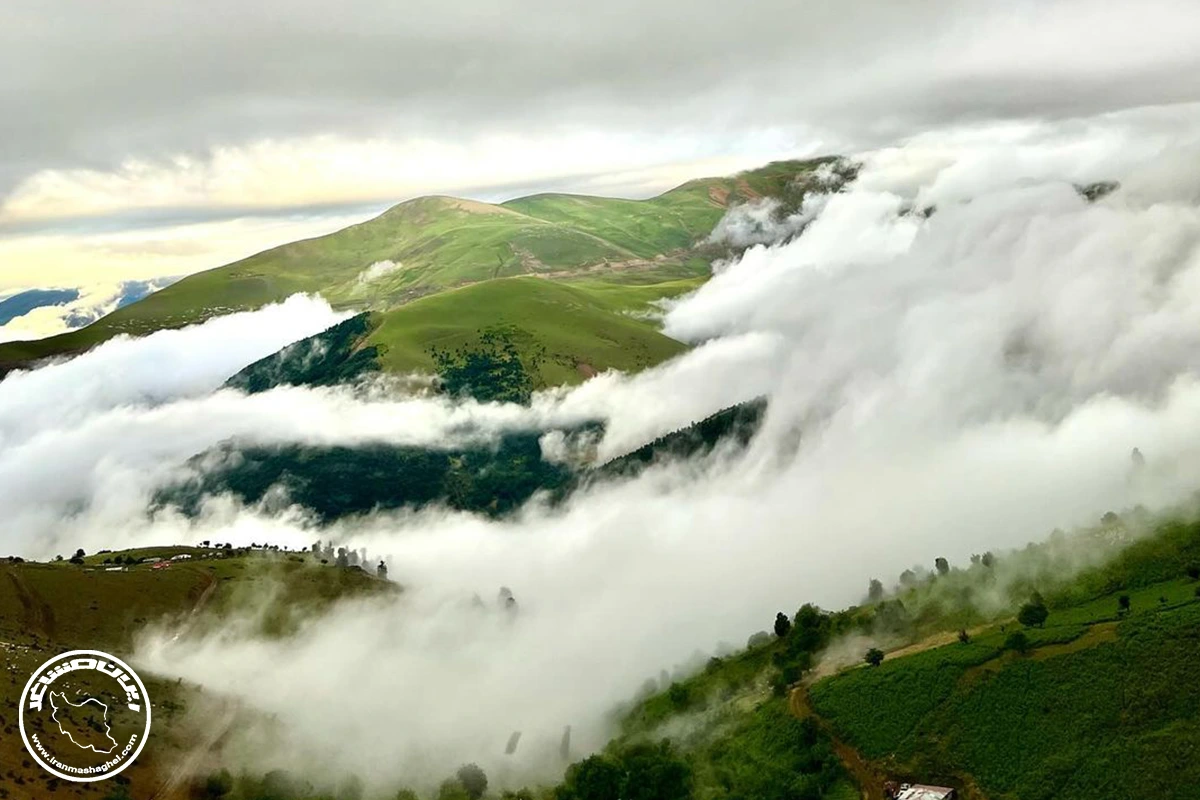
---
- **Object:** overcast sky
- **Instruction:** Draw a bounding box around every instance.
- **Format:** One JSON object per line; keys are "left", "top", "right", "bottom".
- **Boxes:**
{"left": 3, "top": 0, "right": 1200, "bottom": 304}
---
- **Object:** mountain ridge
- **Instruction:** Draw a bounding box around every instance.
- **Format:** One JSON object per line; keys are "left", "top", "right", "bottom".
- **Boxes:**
{"left": 0, "top": 158, "right": 835, "bottom": 378}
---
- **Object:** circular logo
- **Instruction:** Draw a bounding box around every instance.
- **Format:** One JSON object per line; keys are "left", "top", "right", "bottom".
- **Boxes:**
{"left": 19, "top": 650, "right": 151, "bottom": 782}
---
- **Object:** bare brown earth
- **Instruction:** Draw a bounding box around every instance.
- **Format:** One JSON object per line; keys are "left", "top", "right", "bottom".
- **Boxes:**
{"left": 789, "top": 684, "right": 888, "bottom": 800}
{"left": 708, "top": 186, "right": 731, "bottom": 206}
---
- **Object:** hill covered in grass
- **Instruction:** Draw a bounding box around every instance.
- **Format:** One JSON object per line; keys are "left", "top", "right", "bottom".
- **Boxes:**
{"left": 0, "top": 158, "right": 837, "bottom": 377}
{"left": 801, "top": 517, "right": 1200, "bottom": 800}
{"left": 0, "top": 545, "right": 394, "bottom": 800}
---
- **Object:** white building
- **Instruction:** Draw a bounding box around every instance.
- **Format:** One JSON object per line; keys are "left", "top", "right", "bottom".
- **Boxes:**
{"left": 896, "top": 785, "right": 957, "bottom": 800}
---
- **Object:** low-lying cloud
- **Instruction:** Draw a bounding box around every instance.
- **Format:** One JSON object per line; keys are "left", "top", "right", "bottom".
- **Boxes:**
{"left": 7, "top": 108, "right": 1200, "bottom": 791}
{"left": 355, "top": 259, "right": 404, "bottom": 287}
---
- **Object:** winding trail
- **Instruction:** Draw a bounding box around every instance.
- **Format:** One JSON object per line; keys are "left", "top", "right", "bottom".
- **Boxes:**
{"left": 5, "top": 569, "right": 56, "bottom": 639}
{"left": 148, "top": 569, "right": 228, "bottom": 800}
{"left": 794, "top": 623, "right": 1006, "bottom": 800}
{"left": 789, "top": 685, "right": 887, "bottom": 800}
{"left": 149, "top": 703, "right": 238, "bottom": 800}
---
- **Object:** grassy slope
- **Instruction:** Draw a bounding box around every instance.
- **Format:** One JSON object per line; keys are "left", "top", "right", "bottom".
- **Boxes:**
{"left": 603, "top": 639, "right": 853, "bottom": 800}
{"left": 224, "top": 266, "right": 709, "bottom": 392}
{"left": 0, "top": 159, "right": 823, "bottom": 372}
{"left": 580, "top": 515, "right": 1200, "bottom": 800}
{"left": 805, "top": 522, "right": 1200, "bottom": 800}
{"left": 0, "top": 547, "right": 391, "bottom": 800}
{"left": 368, "top": 274, "right": 699, "bottom": 385}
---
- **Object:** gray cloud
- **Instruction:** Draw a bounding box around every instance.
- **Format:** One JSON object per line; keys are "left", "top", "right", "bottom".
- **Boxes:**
{"left": 5, "top": 0, "right": 1200, "bottom": 200}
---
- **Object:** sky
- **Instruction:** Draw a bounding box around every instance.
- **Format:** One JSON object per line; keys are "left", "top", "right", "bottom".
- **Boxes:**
{"left": 4, "top": 0, "right": 1200, "bottom": 333}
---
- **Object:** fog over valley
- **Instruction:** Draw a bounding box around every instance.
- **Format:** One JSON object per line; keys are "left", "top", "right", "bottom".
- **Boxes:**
{"left": 4, "top": 106, "right": 1200, "bottom": 792}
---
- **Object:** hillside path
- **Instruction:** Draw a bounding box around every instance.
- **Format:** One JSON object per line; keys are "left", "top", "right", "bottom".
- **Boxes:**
{"left": 149, "top": 702, "right": 238, "bottom": 800}
{"left": 789, "top": 685, "right": 887, "bottom": 800}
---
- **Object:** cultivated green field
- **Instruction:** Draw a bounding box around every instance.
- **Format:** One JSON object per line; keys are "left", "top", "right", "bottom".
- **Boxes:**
{"left": 0, "top": 159, "right": 831, "bottom": 376}
{"left": 802, "top": 518, "right": 1200, "bottom": 800}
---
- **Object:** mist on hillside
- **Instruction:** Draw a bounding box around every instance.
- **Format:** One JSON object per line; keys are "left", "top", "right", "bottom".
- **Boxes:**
{"left": 5, "top": 104, "right": 1200, "bottom": 791}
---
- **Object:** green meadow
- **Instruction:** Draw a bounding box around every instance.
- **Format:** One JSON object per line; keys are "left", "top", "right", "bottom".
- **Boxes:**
{"left": 0, "top": 158, "right": 830, "bottom": 377}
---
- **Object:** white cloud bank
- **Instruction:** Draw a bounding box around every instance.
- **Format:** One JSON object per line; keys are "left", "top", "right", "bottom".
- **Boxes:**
{"left": 5, "top": 107, "right": 1200, "bottom": 792}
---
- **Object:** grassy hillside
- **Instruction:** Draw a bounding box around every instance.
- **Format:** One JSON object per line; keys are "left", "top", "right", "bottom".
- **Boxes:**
{"left": 0, "top": 159, "right": 831, "bottom": 375}
{"left": 801, "top": 518, "right": 1200, "bottom": 800}
{"left": 367, "top": 275, "right": 698, "bottom": 386}
{"left": 0, "top": 546, "right": 393, "bottom": 800}
{"left": 224, "top": 272, "right": 703, "bottom": 392}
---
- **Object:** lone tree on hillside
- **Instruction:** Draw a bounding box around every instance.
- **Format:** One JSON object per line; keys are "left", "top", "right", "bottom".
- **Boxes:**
{"left": 1018, "top": 595, "right": 1049, "bottom": 628}
{"left": 868, "top": 578, "right": 884, "bottom": 602}
{"left": 865, "top": 648, "right": 885, "bottom": 667}
{"left": 456, "top": 764, "right": 487, "bottom": 800}
{"left": 980, "top": 552, "right": 995, "bottom": 568}
{"left": 1118, "top": 594, "right": 1131, "bottom": 615}
{"left": 1005, "top": 630, "right": 1030, "bottom": 655}
{"left": 561, "top": 755, "right": 624, "bottom": 800}
{"left": 935, "top": 557, "right": 950, "bottom": 576}
{"left": 774, "top": 612, "right": 792, "bottom": 638}
{"left": 618, "top": 741, "right": 692, "bottom": 800}
{"left": 958, "top": 629, "right": 971, "bottom": 644}
{"left": 667, "top": 682, "right": 691, "bottom": 709}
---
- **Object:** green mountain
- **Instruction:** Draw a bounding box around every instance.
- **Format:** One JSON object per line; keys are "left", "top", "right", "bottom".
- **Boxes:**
{"left": 0, "top": 159, "right": 834, "bottom": 378}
